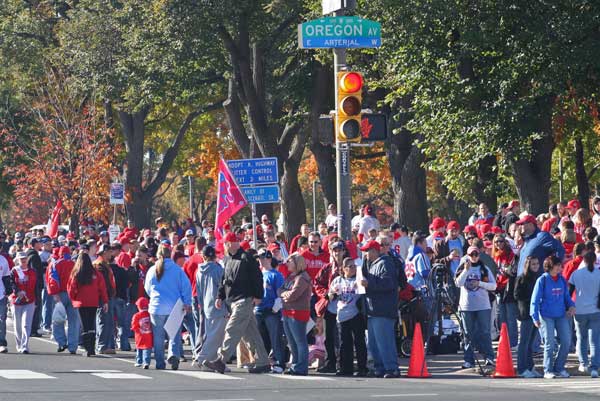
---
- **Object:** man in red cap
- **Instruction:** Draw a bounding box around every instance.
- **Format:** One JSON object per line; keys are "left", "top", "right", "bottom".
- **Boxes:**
{"left": 116, "top": 238, "right": 133, "bottom": 269}
{"left": 434, "top": 220, "right": 464, "bottom": 275}
{"left": 359, "top": 239, "right": 399, "bottom": 378}
{"left": 426, "top": 217, "right": 447, "bottom": 248}
{"left": 566, "top": 199, "right": 581, "bottom": 219}
{"left": 203, "top": 231, "right": 270, "bottom": 374}
{"left": 516, "top": 214, "right": 565, "bottom": 276}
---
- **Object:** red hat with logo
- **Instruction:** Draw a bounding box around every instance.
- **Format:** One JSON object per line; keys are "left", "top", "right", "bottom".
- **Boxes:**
{"left": 508, "top": 200, "right": 520, "bottom": 209}
{"left": 516, "top": 214, "right": 537, "bottom": 225}
{"left": 224, "top": 232, "right": 239, "bottom": 242}
{"left": 567, "top": 199, "right": 581, "bottom": 210}
{"left": 447, "top": 220, "right": 460, "bottom": 231}
{"left": 359, "top": 239, "right": 381, "bottom": 252}
{"left": 431, "top": 217, "right": 446, "bottom": 230}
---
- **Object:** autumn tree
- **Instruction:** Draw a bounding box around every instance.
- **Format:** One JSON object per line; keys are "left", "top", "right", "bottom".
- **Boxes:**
{"left": 1, "top": 70, "right": 119, "bottom": 233}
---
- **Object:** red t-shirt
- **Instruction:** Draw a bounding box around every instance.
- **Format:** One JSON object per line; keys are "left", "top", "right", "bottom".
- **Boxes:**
{"left": 131, "top": 310, "right": 153, "bottom": 349}
{"left": 183, "top": 253, "right": 204, "bottom": 297}
{"left": 282, "top": 309, "right": 310, "bottom": 322}
{"left": 300, "top": 249, "right": 330, "bottom": 282}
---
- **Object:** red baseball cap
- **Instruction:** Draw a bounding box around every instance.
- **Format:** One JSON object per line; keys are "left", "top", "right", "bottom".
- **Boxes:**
{"left": 447, "top": 220, "right": 460, "bottom": 231}
{"left": 491, "top": 226, "right": 505, "bottom": 234}
{"left": 508, "top": 200, "right": 520, "bottom": 209}
{"left": 431, "top": 217, "right": 446, "bottom": 230}
{"left": 567, "top": 199, "right": 581, "bottom": 210}
{"left": 463, "top": 225, "right": 477, "bottom": 234}
{"left": 135, "top": 297, "right": 149, "bottom": 310}
{"left": 224, "top": 232, "right": 238, "bottom": 242}
{"left": 359, "top": 239, "right": 381, "bottom": 252}
{"left": 58, "top": 246, "right": 70, "bottom": 257}
{"left": 267, "top": 242, "right": 281, "bottom": 252}
{"left": 516, "top": 214, "right": 537, "bottom": 225}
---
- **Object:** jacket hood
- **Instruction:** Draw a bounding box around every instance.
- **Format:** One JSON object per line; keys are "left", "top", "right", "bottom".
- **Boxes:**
{"left": 200, "top": 260, "right": 219, "bottom": 273}
{"left": 407, "top": 244, "right": 424, "bottom": 261}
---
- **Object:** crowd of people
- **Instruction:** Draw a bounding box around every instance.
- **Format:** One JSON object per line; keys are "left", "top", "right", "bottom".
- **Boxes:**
{"left": 1, "top": 196, "right": 600, "bottom": 380}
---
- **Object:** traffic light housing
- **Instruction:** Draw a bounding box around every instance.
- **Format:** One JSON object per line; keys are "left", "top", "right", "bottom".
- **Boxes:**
{"left": 336, "top": 71, "right": 363, "bottom": 142}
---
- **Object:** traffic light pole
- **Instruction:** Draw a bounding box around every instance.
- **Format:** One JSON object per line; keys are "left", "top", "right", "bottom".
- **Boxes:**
{"left": 334, "top": 10, "right": 352, "bottom": 241}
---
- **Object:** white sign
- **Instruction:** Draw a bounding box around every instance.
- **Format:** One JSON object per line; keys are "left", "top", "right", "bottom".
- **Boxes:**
{"left": 164, "top": 299, "right": 186, "bottom": 340}
{"left": 322, "top": 0, "right": 344, "bottom": 14}
{"left": 108, "top": 224, "right": 120, "bottom": 243}
{"left": 110, "top": 183, "right": 125, "bottom": 205}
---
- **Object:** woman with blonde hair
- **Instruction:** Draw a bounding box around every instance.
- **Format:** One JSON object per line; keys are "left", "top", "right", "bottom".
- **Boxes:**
{"left": 278, "top": 253, "right": 312, "bottom": 375}
{"left": 144, "top": 244, "right": 192, "bottom": 370}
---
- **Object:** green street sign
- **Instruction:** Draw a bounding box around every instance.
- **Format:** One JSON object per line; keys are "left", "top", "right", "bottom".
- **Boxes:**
{"left": 298, "top": 16, "right": 382, "bottom": 49}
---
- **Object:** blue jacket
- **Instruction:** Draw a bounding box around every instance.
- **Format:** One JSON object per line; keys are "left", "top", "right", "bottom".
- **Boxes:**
{"left": 256, "top": 269, "right": 284, "bottom": 312}
{"left": 363, "top": 254, "right": 398, "bottom": 319}
{"left": 517, "top": 228, "right": 565, "bottom": 276}
{"left": 144, "top": 258, "right": 192, "bottom": 315}
{"left": 196, "top": 261, "right": 227, "bottom": 319}
{"left": 530, "top": 272, "right": 574, "bottom": 322}
{"left": 406, "top": 245, "right": 430, "bottom": 290}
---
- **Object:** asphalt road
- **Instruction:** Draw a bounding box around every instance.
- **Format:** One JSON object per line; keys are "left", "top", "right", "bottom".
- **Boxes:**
{"left": 1, "top": 320, "right": 599, "bottom": 401}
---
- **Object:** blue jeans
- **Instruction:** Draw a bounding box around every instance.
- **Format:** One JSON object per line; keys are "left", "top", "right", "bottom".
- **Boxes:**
{"left": 461, "top": 309, "right": 495, "bottom": 364}
{"left": 0, "top": 297, "right": 7, "bottom": 346}
{"left": 113, "top": 298, "right": 131, "bottom": 351}
{"left": 150, "top": 313, "right": 181, "bottom": 369}
{"left": 540, "top": 315, "right": 571, "bottom": 374}
{"left": 255, "top": 309, "right": 285, "bottom": 367}
{"left": 283, "top": 316, "right": 308, "bottom": 375}
{"left": 136, "top": 348, "right": 152, "bottom": 365}
{"left": 52, "top": 292, "right": 81, "bottom": 353}
{"left": 517, "top": 318, "right": 537, "bottom": 373}
{"left": 498, "top": 301, "right": 518, "bottom": 348}
{"left": 96, "top": 298, "right": 115, "bottom": 351}
{"left": 41, "top": 283, "right": 54, "bottom": 330}
{"left": 367, "top": 316, "right": 398, "bottom": 374}
{"left": 179, "top": 310, "right": 197, "bottom": 358}
{"left": 574, "top": 312, "right": 600, "bottom": 370}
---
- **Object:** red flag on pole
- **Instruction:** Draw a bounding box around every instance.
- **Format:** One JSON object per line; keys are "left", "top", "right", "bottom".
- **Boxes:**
{"left": 215, "top": 159, "right": 247, "bottom": 241}
{"left": 47, "top": 200, "right": 63, "bottom": 238}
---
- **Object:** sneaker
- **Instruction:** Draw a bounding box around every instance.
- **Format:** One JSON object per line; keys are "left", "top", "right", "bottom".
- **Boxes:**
{"left": 556, "top": 370, "right": 570, "bottom": 378}
{"left": 579, "top": 364, "right": 589, "bottom": 374}
{"left": 335, "top": 370, "right": 353, "bottom": 377}
{"left": 143, "top": 364, "right": 149, "bottom": 370}
{"left": 544, "top": 372, "right": 556, "bottom": 379}
{"left": 520, "top": 370, "right": 537, "bottom": 378}
{"left": 168, "top": 356, "right": 180, "bottom": 371}
{"left": 271, "top": 366, "right": 284, "bottom": 374}
{"left": 316, "top": 365, "right": 337, "bottom": 374}
{"left": 57, "top": 345, "right": 67, "bottom": 353}
{"left": 0, "top": 346, "right": 8, "bottom": 353}
{"left": 134, "top": 363, "right": 142, "bottom": 367}
{"left": 21, "top": 349, "right": 29, "bottom": 354}
{"left": 485, "top": 359, "right": 495, "bottom": 367}
{"left": 180, "top": 356, "right": 187, "bottom": 363}
{"left": 383, "top": 371, "right": 400, "bottom": 379}
{"left": 248, "top": 365, "right": 270, "bottom": 374}
{"left": 203, "top": 358, "right": 226, "bottom": 374}
{"left": 461, "top": 362, "right": 473, "bottom": 369}
{"left": 354, "top": 370, "right": 369, "bottom": 377}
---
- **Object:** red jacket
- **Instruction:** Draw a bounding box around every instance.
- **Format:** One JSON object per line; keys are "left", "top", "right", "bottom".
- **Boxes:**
{"left": 563, "top": 256, "right": 583, "bottom": 282}
{"left": 313, "top": 262, "right": 341, "bottom": 317}
{"left": 289, "top": 234, "right": 303, "bottom": 254}
{"left": 46, "top": 258, "right": 74, "bottom": 295}
{"left": 131, "top": 310, "right": 153, "bottom": 349}
{"left": 300, "top": 249, "right": 330, "bottom": 282}
{"left": 10, "top": 267, "right": 37, "bottom": 305}
{"left": 183, "top": 253, "right": 204, "bottom": 297}
{"left": 67, "top": 272, "right": 109, "bottom": 308}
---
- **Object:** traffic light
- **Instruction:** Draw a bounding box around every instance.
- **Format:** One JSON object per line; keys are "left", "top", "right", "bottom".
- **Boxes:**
{"left": 336, "top": 71, "right": 363, "bottom": 142}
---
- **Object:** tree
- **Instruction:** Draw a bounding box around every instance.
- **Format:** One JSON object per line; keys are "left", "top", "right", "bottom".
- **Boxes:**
{"left": 1, "top": 70, "right": 118, "bottom": 232}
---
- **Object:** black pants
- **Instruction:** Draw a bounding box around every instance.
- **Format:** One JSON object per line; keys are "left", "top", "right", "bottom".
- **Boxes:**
{"left": 339, "top": 314, "right": 367, "bottom": 373}
{"left": 79, "top": 307, "right": 97, "bottom": 353}
{"left": 324, "top": 310, "right": 338, "bottom": 368}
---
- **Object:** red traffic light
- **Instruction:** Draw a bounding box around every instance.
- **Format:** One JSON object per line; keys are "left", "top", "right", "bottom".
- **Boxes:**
{"left": 339, "top": 72, "right": 363, "bottom": 93}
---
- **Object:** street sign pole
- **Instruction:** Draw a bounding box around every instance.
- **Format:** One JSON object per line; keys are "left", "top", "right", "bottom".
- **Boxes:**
{"left": 334, "top": 10, "right": 352, "bottom": 241}
{"left": 251, "top": 203, "right": 258, "bottom": 247}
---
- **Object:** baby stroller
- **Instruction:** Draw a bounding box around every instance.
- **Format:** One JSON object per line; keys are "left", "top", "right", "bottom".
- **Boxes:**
{"left": 396, "top": 284, "right": 427, "bottom": 357}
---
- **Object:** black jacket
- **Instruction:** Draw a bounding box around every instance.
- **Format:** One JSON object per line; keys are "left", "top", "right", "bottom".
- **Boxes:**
{"left": 514, "top": 274, "right": 537, "bottom": 321}
{"left": 218, "top": 248, "right": 262, "bottom": 302}
{"left": 26, "top": 248, "right": 43, "bottom": 292}
{"left": 111, "top": 263, "right": 137, "bottom": 301}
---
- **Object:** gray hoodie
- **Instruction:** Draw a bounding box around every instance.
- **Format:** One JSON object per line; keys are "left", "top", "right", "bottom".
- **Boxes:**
{"left": 196, "top": 261, "right": 227, "bottom": 319}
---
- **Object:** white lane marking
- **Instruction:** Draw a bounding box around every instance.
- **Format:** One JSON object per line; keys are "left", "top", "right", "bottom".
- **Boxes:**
{"left": 371, "top": 395, "right": 439, "bottom": 398}
{"left": 0, "top": 370, "right": 56, "bottom": 379}
{"left": 169, "top": 371, "right": 244, "bottom": 380}
{"left": 91, "top": 372, "right": 152, "bottom": 379}
{"left": 266, "top": 374, "right": 334, "bottom": 381}
{"left": 193, "top": 399, "right": 254, "bottom": 401}
{"left": 73, "top": 370, "right": 122, "bottom": 373}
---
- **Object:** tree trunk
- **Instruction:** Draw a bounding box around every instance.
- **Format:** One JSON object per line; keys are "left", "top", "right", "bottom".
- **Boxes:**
{"left": 68, "top": 213, "right": 79, "bottom": 236}
{"left": 474, "top": 155, "right": 498, "bottom": 212}
{"left": 280, "top": 158, "right": 306, "bottom": 239}
{"left": 386, "top": 100, "right": 429, "bottom": 232}
{"left": 574, "top": 137, "right": 590, "bottom": 208}
{"left": 511, "top": 98, "right": 555, "bottom": 215}
{"left": 310, "top": 144, "right": 336, "bottom": 207}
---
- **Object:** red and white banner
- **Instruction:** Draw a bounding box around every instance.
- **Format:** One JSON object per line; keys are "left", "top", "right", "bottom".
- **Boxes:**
{"left": 47, "top": 200, "right": 62, "bottom": 238}
{"left": 215, "top": 159, "right": 247, "bottom": 241}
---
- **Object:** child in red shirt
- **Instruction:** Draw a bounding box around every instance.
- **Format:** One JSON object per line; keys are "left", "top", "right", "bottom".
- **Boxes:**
{"left": 131, "top": 297, "right": 153, "bottom": 368}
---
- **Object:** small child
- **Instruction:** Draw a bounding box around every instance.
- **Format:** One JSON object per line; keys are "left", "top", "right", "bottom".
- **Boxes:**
{"left": 308, "top": 318, "right": 326, "bottom": 369}
{"left": 131, "top": 297, "right": 153, "bottom": 369}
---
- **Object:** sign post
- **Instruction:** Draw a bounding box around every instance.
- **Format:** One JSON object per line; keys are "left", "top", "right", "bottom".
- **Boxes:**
{"left": 110, "top": 182, "right": 124, "bottom": 225}
{"left": 227, "top": 158, "right": 280, "bottom": 246}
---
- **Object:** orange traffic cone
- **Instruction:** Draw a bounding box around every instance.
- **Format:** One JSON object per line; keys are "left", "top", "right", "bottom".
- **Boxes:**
{"left": 492, "top": 322, "right": 516, "bottom": 378}
{"left": 406, "top": 322, "right": 431, "bottom": 378}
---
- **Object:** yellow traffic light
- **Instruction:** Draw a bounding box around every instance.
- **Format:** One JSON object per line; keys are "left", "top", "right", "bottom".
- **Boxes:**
{"left": 336, "top": 71, "right": 363, "bottom": 143}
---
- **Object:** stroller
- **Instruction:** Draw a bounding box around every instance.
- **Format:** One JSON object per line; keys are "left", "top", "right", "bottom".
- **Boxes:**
{"left": 396, "top": 284, "right": 427, "bottom": 357}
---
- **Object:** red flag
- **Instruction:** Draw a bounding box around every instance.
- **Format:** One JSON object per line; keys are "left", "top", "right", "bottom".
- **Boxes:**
{"left": 215, "top": 159, "right": 247, "bottom": 241}
{"left": 47, "top": 200, "right": 62, "bottom": 238}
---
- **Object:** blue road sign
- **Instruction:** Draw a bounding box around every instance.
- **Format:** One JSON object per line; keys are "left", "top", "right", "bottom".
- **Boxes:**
{"left": 241, "top": 185, "right": 281, "bottom": 204}
{"left": 227, "top": 157, "right": 279, "bottom": 186}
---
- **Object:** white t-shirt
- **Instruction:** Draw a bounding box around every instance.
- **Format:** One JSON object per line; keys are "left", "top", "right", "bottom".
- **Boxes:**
{"left": 593, "top": 213, "right": 600, "bottom": 232}
{"left": 351, "top": 214, "right": 362, "bottom": 230}
{"left": 358, "top": 215, "right": 380, "bottom": 238}
{"left": 392, "top": 236, "right": 412, "bottom": 261}
{"left": 325, "top": 214, "right": 338, "bottom": 230}
{"left": 0, "top": 254, "right": 10, "bottom": 299}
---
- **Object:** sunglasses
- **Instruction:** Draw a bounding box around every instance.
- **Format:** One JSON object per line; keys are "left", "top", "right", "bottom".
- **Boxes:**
{"left": 469, "top": 252, "right": 480, "bottom": 257}
{"left": 495, "top": 240, "right": 505, "bottom": 244}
